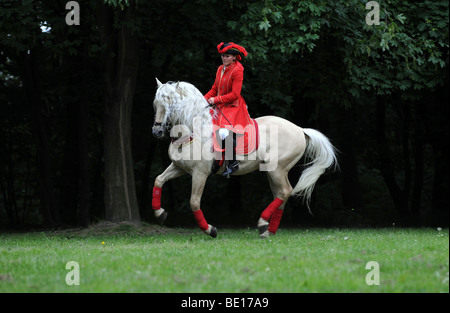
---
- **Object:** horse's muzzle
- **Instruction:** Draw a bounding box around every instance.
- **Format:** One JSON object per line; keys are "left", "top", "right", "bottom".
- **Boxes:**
{"left": 152, "top": 123, "right": 165, "bottom": 138}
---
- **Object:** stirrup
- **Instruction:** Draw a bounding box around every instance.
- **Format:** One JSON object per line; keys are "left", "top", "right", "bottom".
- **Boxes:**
{"left": 222, "top": 160, "right": 239, "bottom": 178}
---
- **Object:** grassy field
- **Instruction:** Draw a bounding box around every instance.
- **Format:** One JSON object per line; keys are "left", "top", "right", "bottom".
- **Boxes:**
{"left": 0, "top": 223, "right": 448, "bottom": 293}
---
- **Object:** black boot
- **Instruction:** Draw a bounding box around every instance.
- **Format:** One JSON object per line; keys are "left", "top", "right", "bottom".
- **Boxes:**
{"left": 222, "top": 133, "right": 239, "bottom": 178}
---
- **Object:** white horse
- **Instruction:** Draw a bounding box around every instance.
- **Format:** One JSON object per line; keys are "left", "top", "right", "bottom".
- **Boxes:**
{"left": 151, "top": 79, "right": 337, "bottom": 238}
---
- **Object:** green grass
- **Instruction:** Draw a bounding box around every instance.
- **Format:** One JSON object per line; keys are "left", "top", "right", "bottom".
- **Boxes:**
{"left": 0, "top": 224, "right": 448, "bottom": 292}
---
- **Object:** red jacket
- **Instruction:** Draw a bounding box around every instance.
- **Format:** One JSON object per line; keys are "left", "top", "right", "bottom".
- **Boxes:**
{"left": 204, "top": 61, "right": 252, "bottom": 134}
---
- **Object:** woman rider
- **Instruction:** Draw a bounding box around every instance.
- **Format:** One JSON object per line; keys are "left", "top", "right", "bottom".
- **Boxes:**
{"left": 204, "top": 42, "right": 252, "bottom": 177}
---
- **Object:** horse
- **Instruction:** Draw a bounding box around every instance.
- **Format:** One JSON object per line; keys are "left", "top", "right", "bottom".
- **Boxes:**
{"left": 151, "top": 78, "right": 337, "bottom": 238}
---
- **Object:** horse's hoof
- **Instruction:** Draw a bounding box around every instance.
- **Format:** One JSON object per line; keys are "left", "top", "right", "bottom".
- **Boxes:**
{"left": 157, "top": 210, "right": 168, "bottom": 225}
{"left": 257, "top": 218, "right": 269, "bottom": 235}
{"left": 258, "top": 224, "right": 268, "bottom": 235}
{"left": 206, "top": 225, "right": 218, "bottom": 238}
{"left": 210, "top": 226, "right": 218, "bottom": 238}
{"left": 259, "top": 230, "right": 270, "bottom": 239}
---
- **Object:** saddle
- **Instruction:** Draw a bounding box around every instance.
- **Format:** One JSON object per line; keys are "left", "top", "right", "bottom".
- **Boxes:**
{"left": 210, "top": 118, "right": 260, "bottom": 174}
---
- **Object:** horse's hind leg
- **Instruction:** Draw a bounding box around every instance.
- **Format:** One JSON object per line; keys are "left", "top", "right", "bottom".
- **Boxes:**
{"left": 259, "top": 170, "right": 293, "bottom": 238}
{"left": 191, "top": 171, "right": 217, "bottom": 238}
{"left": 152, "top": 162, "right": 186, "bottom": 224}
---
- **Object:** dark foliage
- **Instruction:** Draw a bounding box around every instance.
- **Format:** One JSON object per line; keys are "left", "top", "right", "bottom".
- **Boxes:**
{"left": 0, "top": 0, "right": 448, "bottom": 229}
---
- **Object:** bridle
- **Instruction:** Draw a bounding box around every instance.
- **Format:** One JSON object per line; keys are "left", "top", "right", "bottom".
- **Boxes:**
{"left": 152, "top": 119, "right": 172, "bottom": 134}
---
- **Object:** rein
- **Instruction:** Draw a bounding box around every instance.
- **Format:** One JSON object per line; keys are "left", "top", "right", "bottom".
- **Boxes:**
{"left": 207, "top": 103, "right": 235, "bottom": 132}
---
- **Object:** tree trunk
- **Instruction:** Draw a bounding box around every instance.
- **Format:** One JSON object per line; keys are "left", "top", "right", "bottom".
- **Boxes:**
{"left": 0, "top": 131, "right": 19, "bottom": 226}
{"left": 336, "top": 106, "right": 363, "bottom": 210}
{"left": 376, "top": 96, "right": 409, "bottom": 221}
{"left": 426, "top": 86, "right": 449, "bottom": 221}
{"left": 99, "top": 1, "right": 140, "bottom": 223}
{"left": 60, "top": 71, "right": 79, "bottom": 225}
{"left": 78, "top": 55, "right": 91, "bottom": 227}
{"left": 138, "top": 139, "right": 157, "bottom": 218}
{"left": 19, "top": 50, "right": 61, "bottom": 227}
{"left": 411, "top": 100, "right": 424, "bottom": 225}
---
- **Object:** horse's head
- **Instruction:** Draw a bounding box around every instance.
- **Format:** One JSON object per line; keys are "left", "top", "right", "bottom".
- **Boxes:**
{"left": 152, "top": 78, "right": 179, "bottom": 138}
{"left": 152, "top": 78, "right": 211, "bottom": 139}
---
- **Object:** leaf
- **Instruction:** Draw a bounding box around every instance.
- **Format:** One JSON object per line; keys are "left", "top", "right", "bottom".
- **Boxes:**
{"left": 349, "top": 88, "right": 360, "bottom": 98}
{"left": 380, "top": 39, "right": 388, "bottom": 51}
{"left": 396, "top": 13, "right": 406, "bottom": 24}
{"left": 259, "top": 20, "right": 271, "bottom": 32}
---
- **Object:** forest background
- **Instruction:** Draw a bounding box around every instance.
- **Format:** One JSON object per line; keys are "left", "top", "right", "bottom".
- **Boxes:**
{"left": 0, "top": 0, "right": 448, "bottom": 229}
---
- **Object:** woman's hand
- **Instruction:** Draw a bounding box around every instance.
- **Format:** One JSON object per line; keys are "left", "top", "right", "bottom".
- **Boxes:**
{"left": 208, "top": 98, "right": 215, "bottom": 105}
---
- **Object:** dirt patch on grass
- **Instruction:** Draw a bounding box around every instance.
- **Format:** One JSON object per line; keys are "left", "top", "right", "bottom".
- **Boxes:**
{"left": 55, "top": 221, "right": 182, "bottom": 237}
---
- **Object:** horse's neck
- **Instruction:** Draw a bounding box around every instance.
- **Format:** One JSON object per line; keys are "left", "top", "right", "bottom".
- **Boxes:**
{"left": 171, "top": 114, "right": 212, "bottom": 141}
{"left": 169, "top": 123, "right": 211, "bottom": 145}
{"left": 166, "top": 83, "right": 212, "bottom": 140}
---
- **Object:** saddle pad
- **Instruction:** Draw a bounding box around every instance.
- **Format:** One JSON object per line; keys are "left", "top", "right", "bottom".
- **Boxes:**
{"left": 212, "top": 118, "right": 259, "bottom": 155}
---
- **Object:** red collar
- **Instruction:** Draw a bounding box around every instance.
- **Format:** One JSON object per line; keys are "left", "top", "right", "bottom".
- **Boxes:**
{"left": 171, "top": 135, "right": 195, "bottom": 147}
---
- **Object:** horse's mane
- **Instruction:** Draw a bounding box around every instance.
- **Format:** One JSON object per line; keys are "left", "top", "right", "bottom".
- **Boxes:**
{"left": 155, "top": 81, "right": 214, "bottom": 139}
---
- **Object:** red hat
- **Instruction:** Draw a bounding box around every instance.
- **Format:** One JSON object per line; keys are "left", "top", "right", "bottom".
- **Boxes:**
{"left": 217, "top": 42, "right": 248, "bottom": 61}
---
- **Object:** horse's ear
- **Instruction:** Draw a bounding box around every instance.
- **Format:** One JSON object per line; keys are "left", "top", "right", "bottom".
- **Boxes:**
{"left": 156, "top": 78, "right": 163, "bottom": 88}
{"left": 175, "top": 81, "right": 180, "bottom": 89}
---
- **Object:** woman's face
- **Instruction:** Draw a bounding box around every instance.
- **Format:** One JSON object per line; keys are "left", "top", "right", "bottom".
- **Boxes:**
{"left": 221, "top": 53, "right": 236, "bottom": 66}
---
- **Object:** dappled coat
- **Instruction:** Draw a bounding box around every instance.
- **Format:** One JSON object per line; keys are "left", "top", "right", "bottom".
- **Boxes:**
{"left": 204, "top": 61, "right": 252, "bottom": 134}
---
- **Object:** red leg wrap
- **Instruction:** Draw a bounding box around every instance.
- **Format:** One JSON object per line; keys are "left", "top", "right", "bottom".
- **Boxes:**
{"left": 193, "top": 209, "right": 209, "bottom": 231}
{"left": 268, "top": 208, "right": 284, "bottom": 234}
{"left": 260, "top": 198, "right": 284, "bottom": 221}
{"left": 152, "top": 186, "right": 162, "bottom": 210}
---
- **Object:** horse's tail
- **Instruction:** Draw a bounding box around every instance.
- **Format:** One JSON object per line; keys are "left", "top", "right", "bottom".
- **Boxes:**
{"left": 291, "top": 128, "right": 338, "bottom": 211}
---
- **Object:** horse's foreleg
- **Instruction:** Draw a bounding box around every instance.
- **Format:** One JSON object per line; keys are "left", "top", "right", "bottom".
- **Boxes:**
{"left": 152, "top": 162, "right": 186, "bottom": 224}
{"left": 191, "top": 171, "right": 217, "bottom": 238}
